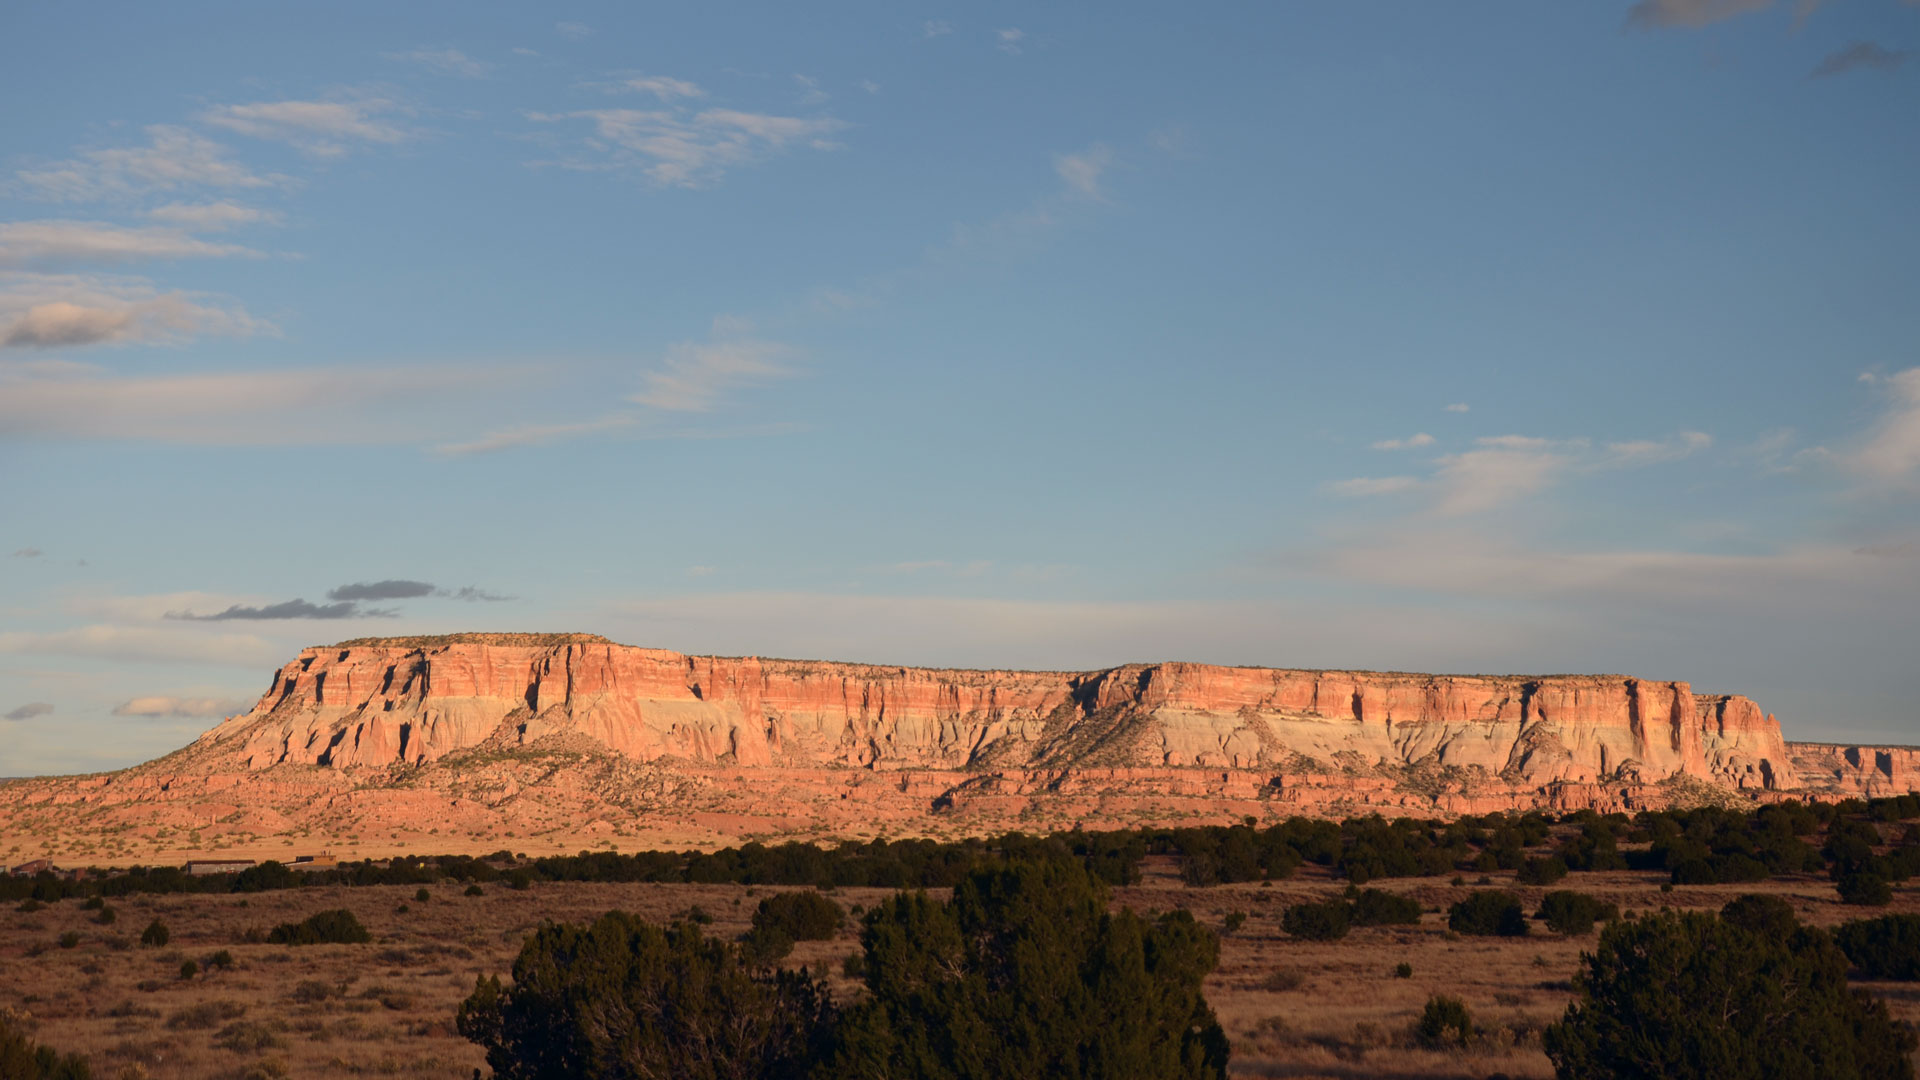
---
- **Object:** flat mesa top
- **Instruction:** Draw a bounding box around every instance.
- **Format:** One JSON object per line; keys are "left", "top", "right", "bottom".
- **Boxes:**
{"left": 326, "top": 633, "right": 614, "bottom": 649}
{"left": 308, "top": 634, "right": 1664, "bottom": 685}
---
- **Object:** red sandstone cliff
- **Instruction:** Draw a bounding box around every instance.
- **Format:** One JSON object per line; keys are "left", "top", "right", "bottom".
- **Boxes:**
{"left": 199, "top": 634, "right": 1795, "bottom": 792}
{"left": 0, "top": 634, "right": 1907, "bottom": 862}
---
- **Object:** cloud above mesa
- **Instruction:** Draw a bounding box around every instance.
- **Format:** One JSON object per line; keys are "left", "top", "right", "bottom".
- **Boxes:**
{"left": 526, "top": 72, "right": 843, "bottom": 187}
{"left": 112, "top": 695, "right": 251, "bottom": 719}
{"left": 0, "top": 273, "right": 271, "bottom": 349}
{"left": 1333, "top": 430, "right": 1714, "bottom": 514}
{"left": 164, "top": 579, "right": 513, "bottom": 620}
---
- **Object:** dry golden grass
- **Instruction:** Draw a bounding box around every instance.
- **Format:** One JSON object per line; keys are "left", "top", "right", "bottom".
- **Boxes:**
{"left": 1, "top": 862, "right": 1913, "bottom": 1078}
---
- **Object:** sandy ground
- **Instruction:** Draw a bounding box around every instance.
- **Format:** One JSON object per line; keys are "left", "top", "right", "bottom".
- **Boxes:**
{"left": 1, "top": 858, "right": 1913, "bottom": 1080}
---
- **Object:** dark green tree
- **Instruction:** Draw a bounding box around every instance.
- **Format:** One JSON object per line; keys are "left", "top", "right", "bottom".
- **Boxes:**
{"left": 267, "top": 908, "right": 370, "bottom": 945}
{"left": 1448, "top": 891, "right": 1527, "bottom": 937}
{"left": 1348, "top": 888, "right": 1421, "bottom": 927}
{"left": 1280, "top": 899, "right": 1352, "bottom": 940}
{"left": 1835, "top": 914, "right": 1920, "bottom": 981}
{"left": 1543, "top": 909, "right": 1914, "bottom": 1079}
{"left": 1536, "top": 891, "right": 1618, "bottom": 936}
{"left": 751, "top": 891, "right": 842, "bottom": 941}
{"left": 825, "top": 859, "right": 1229, "bottom": 1080}
{"left": 457, "top": 913, "right": 832, "bottom": 1080}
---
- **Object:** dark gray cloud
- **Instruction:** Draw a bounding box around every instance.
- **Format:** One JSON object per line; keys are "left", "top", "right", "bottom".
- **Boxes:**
{"left": 327, "top": 579, "right": 436, "bottom": 602}
{"left": 10, "top": 547, "right": 41, "bottom": 558}
{"left": 1812, "top": 42, "right": 1909, "bottom": 78}
{"left": 165, "top": 578, "right": 511, "bottom": 619}
{"left": 168, "top": 598, "right": 388, "bottom": 620}
{"left": 5, "top": 702, "right": 54, "bottom": 721}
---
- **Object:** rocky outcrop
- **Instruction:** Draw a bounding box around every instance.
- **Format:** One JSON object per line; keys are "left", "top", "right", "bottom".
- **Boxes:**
{"left": 198, "top": 635, "right": 1800, "bottom": 793}
{"left": 1790, "top": 743, "right": 1920, "bottom": 799}
{"left": 0, "top": 634, "right": 1907, "bottom": 863}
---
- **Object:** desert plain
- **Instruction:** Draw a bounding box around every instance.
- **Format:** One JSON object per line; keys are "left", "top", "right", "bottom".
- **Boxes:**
{"left": 3, "top": 853, "right": 1914, "bottom": 1080}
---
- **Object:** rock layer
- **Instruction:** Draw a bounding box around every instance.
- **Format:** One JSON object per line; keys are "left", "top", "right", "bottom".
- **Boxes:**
{"left": 205, "top": 635, "right": 1796, "bottom": 792}
{"left": 1, "top": 634, "right": 1911, "bottom": 863}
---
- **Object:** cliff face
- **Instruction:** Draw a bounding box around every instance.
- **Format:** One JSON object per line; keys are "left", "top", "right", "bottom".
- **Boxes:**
{"left": 198, "top": 635, "right": 1796, "bottom": 795}
{"left": 5, "top": 635, "right": 1910, "bottom": 865}
{"left": 1790, "top": 743, "right": 1920, "bottom": 799}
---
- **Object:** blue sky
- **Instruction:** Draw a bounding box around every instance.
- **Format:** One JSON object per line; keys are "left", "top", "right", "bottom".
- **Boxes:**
{"left": 2, "top": 1, "right": 1917, "bottom": 774}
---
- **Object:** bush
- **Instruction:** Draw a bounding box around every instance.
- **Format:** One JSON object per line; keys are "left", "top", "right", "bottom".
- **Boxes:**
{"left": 1537, "top": 891, "right": 1618, "bottom": 936}
{"left": 827, "top": 860, "right": 1229, "bottom": 1079}
{"left": 267, "top": 909, "right": 370, "bottom": 946}
{"left": 1416, "top": 995, "right": 1475, "bottom": 1048}
{"left": 457, "top": 914, "right": 833, "bottom": 1080}
{"left": 1394, "top": 962, "right": 1413, "bottom": 979}
{"left": 1719, "top": 894, "right": 1799, "bottom": 938}
{"left": 138, "top": 919, "right": 169, "bottom": 947}
{"left": 57, "top": 932, "right": 79, "bottom": 950}
{"left": 1221, "top": 911, "right": 1247, "bottom": 934}
{"left": 1835, "top": 915, "right": 1920, "bottom": 981}
{"left": 91, "top": 906, "right": 115, "bottom": 927}
{"left": 1281, "top": 899, "right": 1351, "bottom": 940}
{"left": 1838, "top": 870, "right": 1894, "bottom": 907}
{"left": 179, "top": 960, "right": 198, "bottom": 980}
{"left": 1516, "top": 856, "right": 1569, "bottom": 886}
{"left": 208, "top": 949, "right": 234, "bottom": 969}
{"left": 1449, "top": 891, "right": 1528, "bottom": 937}
{"left": 0, "top": 1012, "right": 91, "bottom": 1080}
{"left": 232, "top": 861, "right": 297, "bottom": 893}
{"left": 463, "top": 884, "right": 484, "bottom": 897}
{"left": 414, "top": 888, "right": 430, "bottom": 903}
{"left": 1350, "top": 888, "right": 1421, "bottom": 926}
{"left": 1544, "top": 910, "right": 1915, "bottom": 1079}
{"left": 750, "top": 890, "right": 842, "bottom": 942}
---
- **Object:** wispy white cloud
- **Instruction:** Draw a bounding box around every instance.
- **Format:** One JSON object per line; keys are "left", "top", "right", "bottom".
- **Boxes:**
{"left": 202, "top": 98, "right": 407, "bottom": 157}
{"left": 1627, "top": 0, "right": 1773, "bottom": 29}
{"left": 388, "top": 46, "right": 491, "bottom": 78}
{"left": 616, "top": 74, "right": 706, "bottom": 101}
{"left": 923, "top": 20, "right": 953, "bottom": 38}
{"left": 632, "top": 336, "right": 791, "bottom": 412}
{"left": 531, "top": 106, "right": 844, "bottom": 187}
{"left": 1812, "top": 41, "right": 1910, "bottom": 78}
{"left": 112, "top": 695, "right": 251, "bottom": 719}
{"left": 881, "top": 559, "right": 994, "bottom": 576}
{"left": 1054, "top": 144, "right": 1113, "bottom": 200}
{"left": 1444, "top": 402, "right": 1470, "bottom": 413}
{"left": 433, "top": 414, "right": 636, "bottom": 456}
{"left": 1331, "top": 476, "right": 1421, "bottom": 498}
{"left": 0, "top": 221, "right": 259, "bottom": 265}
{"left": 0, "top": 363, "right": 515, "bottom": 444}
{"left": 793, "top": 74, "right": 829, "bottom": 105}
{"left": 0, "top": 272, "right": 270, "bottom": 349}
{"left": 1433, "top": 436, "right": 1572, "bottom": 515}
{"left": 556, "top": 21, "right": 594, "bottom": 39}
{"left": 996, "top": 28, "right": 1026, "bottom": 55}
{"left": 145, "top": 202, "right": 280, "bottom": 231}
{"left": 1849, "top": 367, "right": 1920, "bottom": 483}
{"left": 1601, "top": 430, "right": 1711, "bottom": 467}
{"left": 1371, "top": 432, "right": 1435, "bottom": 451}
{"left": 15, "top": 126, "right": 281, "bottom": 202}
{"left": 0, "top": 625, "right": 281, "bottom": 666}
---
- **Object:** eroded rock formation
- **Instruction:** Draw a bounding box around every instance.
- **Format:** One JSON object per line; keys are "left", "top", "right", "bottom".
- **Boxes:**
{"left": 0, "top": 634, "right": 1909, "bottom": 862}
{"left": 202, "top": 635, "right": 1795, "bottom": 794}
